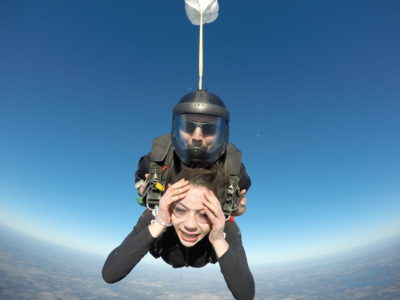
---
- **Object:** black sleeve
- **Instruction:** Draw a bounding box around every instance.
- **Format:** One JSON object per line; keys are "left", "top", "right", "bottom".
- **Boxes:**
{"left": 134, "top": 152, "right": 151, "bottom": 183}
{"left": 238, "top": 163, "right": 251, "bottom": 191}
{"left": 102, "top": 210, "right": 155, "bottom": 283}
{"left": 218, "top": 222, "right": 255, "bottom": 300}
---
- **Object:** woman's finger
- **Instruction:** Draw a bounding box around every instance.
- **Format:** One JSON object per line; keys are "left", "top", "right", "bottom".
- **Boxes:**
{"left": 203, "top": 201, "right": 218, "bottom": 219}
{"left": 164, "top": 179, "right": 189, "bottom": 199}
{"left": 205, "top": 190, "right": 221, "bottom": 206}
{"left": 171, "top": 182, "right": 189, "bottom": 198}
{"left": 204, "top": 191, "right": 222, "bottom": 212}
{"left": 171, "top": 178, "right": 189, "bottom": 190}
{"left": 204, "top": 202, "right": 225, "bottom": 237}
{"left": 171, "top": 190, "right": 189, "bottom": 202}
{"left": 203, "top": 198, "right": 222, "bottom": 221}
{"left": 174, "top": 184, "right": 190, "bottom": 194}
{"left": 203, "top": 205, "right": 218, "bottom": 224}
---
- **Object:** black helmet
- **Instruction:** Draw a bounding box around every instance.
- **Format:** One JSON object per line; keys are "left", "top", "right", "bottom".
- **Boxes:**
{"left": 171, "top": 90, "right": 230, "bottom": 166}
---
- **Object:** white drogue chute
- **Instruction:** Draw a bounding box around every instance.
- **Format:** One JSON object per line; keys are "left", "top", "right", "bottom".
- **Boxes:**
{"left": 184, "top": 0, "right": 219, "bottom": 90}
{"left": 184, "top": 0, "right": 219, "bottom": 25}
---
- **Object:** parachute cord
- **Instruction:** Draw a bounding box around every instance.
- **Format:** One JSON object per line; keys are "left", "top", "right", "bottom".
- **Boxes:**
{"left": 198, "top": 12, "right": 203, "bottom": 90}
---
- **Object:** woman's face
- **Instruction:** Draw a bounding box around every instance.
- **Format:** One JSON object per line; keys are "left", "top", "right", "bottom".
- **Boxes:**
{"left": 171, "top": 185, "right": 211, "bottom": 247}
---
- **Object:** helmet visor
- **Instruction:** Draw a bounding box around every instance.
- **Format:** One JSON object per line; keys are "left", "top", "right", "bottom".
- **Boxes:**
{"left": 172, "top": 114, "right": 227, "bottom": 164}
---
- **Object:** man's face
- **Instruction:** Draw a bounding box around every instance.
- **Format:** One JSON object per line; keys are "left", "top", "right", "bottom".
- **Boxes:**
{"left": 179, "top": 114, "right": 218, "bottom": 150}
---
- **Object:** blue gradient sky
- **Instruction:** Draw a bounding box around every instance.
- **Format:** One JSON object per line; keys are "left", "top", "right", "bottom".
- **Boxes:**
{"left": 1, "top": 1, "right": 399, "bottom": 264}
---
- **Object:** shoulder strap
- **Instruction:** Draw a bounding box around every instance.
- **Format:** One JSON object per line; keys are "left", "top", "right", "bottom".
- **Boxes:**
{"left": 142, "top": 134, "right": 174, "bottom": 208}
{"left": 224, "top": 143, "right": 242, "bottom": 177}
{"left": 151, "top": 134, "right": 172, "bottom": 162}
{"left": 223, "top": 143, "right": 243, "bottom": 217}
{"left": 151, "top": 134, "right": 174, "bottom": 187}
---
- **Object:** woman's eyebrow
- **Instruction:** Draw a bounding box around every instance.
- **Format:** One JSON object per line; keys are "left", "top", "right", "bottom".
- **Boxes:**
{"left": 177, "top": 203, "right": 205, "bottom": 212}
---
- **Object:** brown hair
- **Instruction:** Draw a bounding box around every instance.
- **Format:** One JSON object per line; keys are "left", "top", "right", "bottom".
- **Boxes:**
{"left": 170, "top": 162, "right": 229, "bottom": 205}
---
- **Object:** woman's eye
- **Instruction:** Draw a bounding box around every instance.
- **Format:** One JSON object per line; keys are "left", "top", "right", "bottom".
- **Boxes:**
{"left": 174, "top": 207, "right": 186, "bottom": 216}
{"left": 198, "top": 213, "right": 209, "bottom": 221}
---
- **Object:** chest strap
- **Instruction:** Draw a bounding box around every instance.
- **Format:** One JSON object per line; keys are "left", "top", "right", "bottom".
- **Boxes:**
{"left": 142, "top": 134, "right": 174, "bottom": 209}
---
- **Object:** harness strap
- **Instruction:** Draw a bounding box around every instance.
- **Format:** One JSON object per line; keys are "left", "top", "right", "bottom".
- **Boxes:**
{"left": 223, "top": 143, "right": 242, "bottom": 217}
{"left": 151, "top": 134, "right": 172, "bottom": 162}
{"left": 225, "top": 143, "right": 242, "bottom": 176}
{"left": 143, "top": 135, "right": 243, "bottom": 218}
{"left": 143, "top": 134, "right": 174, "bottom": 209}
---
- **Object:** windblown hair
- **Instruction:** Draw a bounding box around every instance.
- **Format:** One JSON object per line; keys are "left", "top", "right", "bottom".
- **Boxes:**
{"left": 170, "top": 161, "right": 230, "bottom": 205}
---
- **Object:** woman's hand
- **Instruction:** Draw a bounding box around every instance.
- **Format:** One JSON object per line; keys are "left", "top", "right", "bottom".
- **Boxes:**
{"left": 203, "top": 190, "right": 229, "bottom": 257}
{"left": 157, "top": 178, "right": 190, "bottom": 225}
{"left": 148, "top": 178, "right": 189, "bottom": 238}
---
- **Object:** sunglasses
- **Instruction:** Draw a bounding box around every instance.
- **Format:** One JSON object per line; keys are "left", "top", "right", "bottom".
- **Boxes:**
{"left": 182, "top": 121, "right": 218, "bottom": 136}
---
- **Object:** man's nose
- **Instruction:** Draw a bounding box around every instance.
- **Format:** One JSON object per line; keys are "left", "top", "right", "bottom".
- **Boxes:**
{"left": 191, "top": 126, "right": 203, "bottom": 140}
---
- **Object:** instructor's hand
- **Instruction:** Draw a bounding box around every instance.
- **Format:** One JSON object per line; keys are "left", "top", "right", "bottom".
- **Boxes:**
{"left": 235, "top": 189, "right": 247, "bottom": 216}
{"left": 137, "top": 174, "right": 149, "bottom": 196}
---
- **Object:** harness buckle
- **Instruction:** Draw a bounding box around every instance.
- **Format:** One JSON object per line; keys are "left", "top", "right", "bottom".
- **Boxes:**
{"left": 142, "top": 173, "right": 164, "bottom": 210}
{"left": 223, "top": 183, "right": 240, "bottom": 218}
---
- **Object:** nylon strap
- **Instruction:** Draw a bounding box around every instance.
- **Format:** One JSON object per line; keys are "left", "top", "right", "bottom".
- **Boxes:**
{"left": 223, "top": 143, "right": 242, "bottom": 216}
{"left": 144, "top": 134, "right": 174, "bottom": 208}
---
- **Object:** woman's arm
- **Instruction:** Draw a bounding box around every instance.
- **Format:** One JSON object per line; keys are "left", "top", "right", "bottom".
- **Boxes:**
{"left": 218, "top": 222, "right": 255, "bottom": 300}
{"left": 102, "top": 210, "right": 155, "bottom": 283}
{"left": 203, "top": 190, "right": 255, "bottom": 299}
{"left": 102, "top": 179, "right": 190, "bottom": 283}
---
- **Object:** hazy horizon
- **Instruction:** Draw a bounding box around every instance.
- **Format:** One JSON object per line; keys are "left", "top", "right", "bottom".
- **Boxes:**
{"left": 1, "top": 223, "right": 399, "bottom": 299}
{"left": 1, "top": 221, "right": 400, "bottom": 267}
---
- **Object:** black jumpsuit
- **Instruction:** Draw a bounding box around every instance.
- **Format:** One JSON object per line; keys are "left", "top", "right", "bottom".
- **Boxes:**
{"left": 102, "top": 210, "right": 255, "bottom": 300}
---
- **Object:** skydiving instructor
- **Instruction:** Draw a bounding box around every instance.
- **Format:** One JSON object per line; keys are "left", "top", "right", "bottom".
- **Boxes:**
{"left": 135, "top": 89, "right": 251, "bottom": 218}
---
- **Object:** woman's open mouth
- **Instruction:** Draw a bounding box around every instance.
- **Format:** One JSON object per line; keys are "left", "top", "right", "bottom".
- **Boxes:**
{"left": 180, "top": 231, "right": 200, "bottom": 243}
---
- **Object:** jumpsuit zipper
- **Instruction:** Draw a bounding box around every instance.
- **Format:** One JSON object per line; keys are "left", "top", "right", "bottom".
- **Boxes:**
{"left": 185, "top": 247, "right": 188, "bottom": 267}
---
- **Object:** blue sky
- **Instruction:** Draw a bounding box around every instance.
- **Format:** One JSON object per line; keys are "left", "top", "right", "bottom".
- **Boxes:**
{"left": 0, "top": 0, "right": 399, "bottom": 264}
